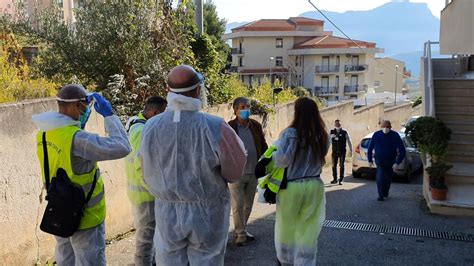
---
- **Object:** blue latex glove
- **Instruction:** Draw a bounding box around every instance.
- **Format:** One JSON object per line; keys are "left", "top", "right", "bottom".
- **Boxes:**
{"left": 92, "top": 93, "right": 114, "bottom": 117}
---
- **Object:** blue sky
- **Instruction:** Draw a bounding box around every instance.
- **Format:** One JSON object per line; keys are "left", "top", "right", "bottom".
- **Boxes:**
{"left": 213, "top": 0, "right": 444, "bottom": 22}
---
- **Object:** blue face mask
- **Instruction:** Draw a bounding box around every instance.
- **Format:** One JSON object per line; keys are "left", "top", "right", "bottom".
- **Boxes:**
{"left": 240, "top": 109, "right": 250, "bottom": 120}
{"left": 79, "top": 106, "right": 91, "bottom": 129}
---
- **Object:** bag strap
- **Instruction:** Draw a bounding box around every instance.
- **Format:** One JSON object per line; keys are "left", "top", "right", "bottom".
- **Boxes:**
{"left": 42, "top": 132, "right": 51, "bottom": 190}
{"left": 127, "top": 119, "right": 146, "bottom": 133}
{"left": 85, "top": 169, "right": 99, "bottom": 204}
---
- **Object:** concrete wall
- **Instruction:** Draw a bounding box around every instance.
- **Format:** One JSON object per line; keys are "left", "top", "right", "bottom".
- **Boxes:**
{"left": 0, "top": 98, "right": 420, "bottom": 264}
{"left": 440, "top": 0, "right": 474, "bottom": 55}
{"left": 0, "top": 99, "right": 134, "bottom": 264}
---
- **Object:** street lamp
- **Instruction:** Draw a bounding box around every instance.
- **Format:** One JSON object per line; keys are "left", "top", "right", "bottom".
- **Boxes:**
{"left": 394, "top": 64, "right": 399, "bottom": 106}
{"left": 269, "top": 57, "right": 274, "bottom": 85}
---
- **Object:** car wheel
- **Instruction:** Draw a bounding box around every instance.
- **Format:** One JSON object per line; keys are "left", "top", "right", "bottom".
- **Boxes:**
{"left": 352, "top": 171, "right": 362, "bottom": 178}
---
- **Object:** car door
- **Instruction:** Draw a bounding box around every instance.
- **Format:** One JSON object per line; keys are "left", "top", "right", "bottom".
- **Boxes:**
{"left": 404, "top": 136, "right": 422, "bottom": 173}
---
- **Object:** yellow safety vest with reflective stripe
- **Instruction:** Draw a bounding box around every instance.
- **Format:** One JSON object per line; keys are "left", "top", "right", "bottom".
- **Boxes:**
{"left": 125, "top": 113, "right": 154, "bottom": 205}
{"left": 36, "top": 125, "right": 106, "bottom": 230}
{"left": 258, "top": 145, "right": 285, "bottom": 193}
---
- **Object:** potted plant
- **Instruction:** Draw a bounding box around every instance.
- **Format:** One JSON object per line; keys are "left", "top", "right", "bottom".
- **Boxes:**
{"left": 425, "top": 162, "right": 452, "bottom": 200}
{"left": 405, "top": 117, "right": 452, "bottom": 200}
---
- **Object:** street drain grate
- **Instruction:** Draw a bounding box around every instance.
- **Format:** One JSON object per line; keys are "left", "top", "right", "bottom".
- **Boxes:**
{"left": 323, "top": 220, "right": 474, "bottom": 242}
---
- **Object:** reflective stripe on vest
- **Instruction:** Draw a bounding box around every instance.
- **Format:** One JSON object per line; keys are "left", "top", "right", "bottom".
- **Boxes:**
{"left": 257, "top": 145, "right": 285, "bottom": 193}
{"left": 36, "top": 125, "right": 106, "bottom": 230}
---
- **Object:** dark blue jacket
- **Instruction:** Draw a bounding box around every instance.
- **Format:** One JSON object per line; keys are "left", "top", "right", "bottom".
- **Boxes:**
{"left": 367, "top": 130, "right": 406, "bottom": 166}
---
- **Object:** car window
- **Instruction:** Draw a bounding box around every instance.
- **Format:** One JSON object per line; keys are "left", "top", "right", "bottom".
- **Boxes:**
{"left": 360, "top": 138, "right": 371, "bottom": 148}
{"left": 403, "top": 136, "right": 416, "bottom": 148}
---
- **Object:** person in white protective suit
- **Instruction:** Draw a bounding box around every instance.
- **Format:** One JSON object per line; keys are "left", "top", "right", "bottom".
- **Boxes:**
{"left": 140, "top": 65, "right": 247, "bottom": 266}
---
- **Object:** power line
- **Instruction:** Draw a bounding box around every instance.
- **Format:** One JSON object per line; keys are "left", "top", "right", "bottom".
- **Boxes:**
{"left": 307, "top": 0, "right": 419, "bottom": 80}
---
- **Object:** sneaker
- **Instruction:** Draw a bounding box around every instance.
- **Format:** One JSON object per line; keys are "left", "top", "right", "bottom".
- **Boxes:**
{"left": 377, "top": 197, "right": 384, "bottom": 201}
{"left": 246, "top": 231, "right": 255, "bottom": 241}
{"left": 330, "top": 180, "right": 338, "bottom": 184}
{"left": 338, "top": 181, "right": 343, "bottom": 185}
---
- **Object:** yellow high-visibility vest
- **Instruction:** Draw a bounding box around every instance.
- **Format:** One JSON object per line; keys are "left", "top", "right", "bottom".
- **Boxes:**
{"left": 36, "top": 125, "right": 106, "bottom": 230}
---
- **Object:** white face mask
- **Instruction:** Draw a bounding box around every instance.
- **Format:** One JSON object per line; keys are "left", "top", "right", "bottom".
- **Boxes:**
{"left": 382, "top": 127, "right": 391, "bottom": 134}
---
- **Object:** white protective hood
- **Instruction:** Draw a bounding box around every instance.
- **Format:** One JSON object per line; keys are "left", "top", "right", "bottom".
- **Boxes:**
{"left": 166, "top": 92, "right": 202, "bottom": 122}
{"left": 32, "top": 111, "right": 80, "bottom": 131}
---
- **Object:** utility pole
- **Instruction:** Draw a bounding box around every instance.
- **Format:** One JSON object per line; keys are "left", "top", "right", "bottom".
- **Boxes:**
{"left": 394, "top": 65, "right": 399, "bottom": 106}
{"left": 195, "top": 0, "right": 204, "bottom": 35}
{"left": 195, "top": 0, "right": 207, "bottom": 107}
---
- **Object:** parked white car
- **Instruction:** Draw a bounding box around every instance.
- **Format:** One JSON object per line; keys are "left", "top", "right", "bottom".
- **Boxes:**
{"left": 352, "top": 132, "right": 422, "bottom": 182}
{"left": 400, "top": 116, "right": 420, "bottom": 133}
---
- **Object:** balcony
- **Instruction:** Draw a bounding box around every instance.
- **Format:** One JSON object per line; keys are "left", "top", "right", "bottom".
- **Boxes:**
{"left": 229, "top": 66, "right": 240, "bottom": 73}
{"left": 314, "top": 86, "right": 339, "bottom": 95}
{"left": 345, "top": 65, "right": 368, "bottom": 72}
{"left": 231, "top": 48, "right": 245, "bottom": 55}
{"left": 315, "top": 65, "right": 340, "bottom": 74}
{"left": 344, "top": 85, "right": 368, "bottom": 93}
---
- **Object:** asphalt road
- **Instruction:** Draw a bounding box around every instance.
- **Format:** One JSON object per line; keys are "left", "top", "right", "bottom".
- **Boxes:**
{"left": 106, "top": 164, "right": 474, "bottom": 265}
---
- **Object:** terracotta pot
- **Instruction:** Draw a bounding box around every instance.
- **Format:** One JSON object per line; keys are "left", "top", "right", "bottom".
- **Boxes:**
{"left": 431, "top": 187, "right": 447, "bottom": 201}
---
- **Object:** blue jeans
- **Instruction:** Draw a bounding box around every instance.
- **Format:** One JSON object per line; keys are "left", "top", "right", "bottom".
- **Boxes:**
{"left": 54, "top": 223, "right": 106, "bottom": 266}
{"left": 376, "top": 163, "right": 394, "bottom": 198}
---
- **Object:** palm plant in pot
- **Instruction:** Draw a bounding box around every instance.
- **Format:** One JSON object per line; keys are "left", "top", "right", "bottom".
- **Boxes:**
{"left": 405, "top": 117, "right": 452, "bottom": 200}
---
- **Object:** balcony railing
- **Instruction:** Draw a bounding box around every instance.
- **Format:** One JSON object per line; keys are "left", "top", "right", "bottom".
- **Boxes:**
{"left": 314, "top": 86, "right": 338, "bottom": 95}
{"left": 344, "top": 85, "right": 368, "bottom": 93}
{"left": 229, "top": 66, "right": 239, "bottom": 73}
{"left": 231, "top": 48, "right": 245, "bottom": 55}
{"left": 345, "top": 65, "right": 368, "bottom": 72}
{"left": 315, "top": 65, "right": 340, "bottom": 73}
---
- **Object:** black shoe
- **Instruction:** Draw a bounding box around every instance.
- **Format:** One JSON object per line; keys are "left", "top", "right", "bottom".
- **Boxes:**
{"left": 330, "top": 180, "right": 338, "bottom": 184}
{"left": 377, "top": 197, "right": 384, "bottom": 201}
{"left": 338, "top": 180, "right": 343, "bottom": 185}
{"left": 246, "top": 231, "right": 255, "bottom": 241}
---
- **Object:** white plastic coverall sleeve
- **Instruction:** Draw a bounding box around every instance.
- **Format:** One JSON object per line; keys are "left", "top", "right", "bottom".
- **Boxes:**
{"left": 140, "top": 92, "right": 246, "bottom": 265}
{"left": 218, "top": 121, "right": 247, "bottom": 183}
{"left": 73, "top": 115, "right": 131, "bottom": 161}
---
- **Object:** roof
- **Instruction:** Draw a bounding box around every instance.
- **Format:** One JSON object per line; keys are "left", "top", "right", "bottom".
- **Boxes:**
{"left": 294, "top": 35, "right": 376, "bottom": 49}
{"left": 232, "top": 17, "right": 324, "bottom": 32}
{"left": 238, "top": 68, "right": 289, "bottom": 74}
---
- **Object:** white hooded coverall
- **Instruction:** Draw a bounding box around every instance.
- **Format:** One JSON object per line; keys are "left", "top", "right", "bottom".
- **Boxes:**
{"left": 140, "top": 92, "right": 247, "bottom": 266}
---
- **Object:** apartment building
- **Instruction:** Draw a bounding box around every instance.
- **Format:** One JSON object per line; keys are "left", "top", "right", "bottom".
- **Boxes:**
{"left": 371, "top": 57, "right": 410, "bottom": 94}
{"left": 224, "top": 17, "right": 384, "bottom": 101}
{"left": 0, "top": 0, "right": 86, "bottom": 25}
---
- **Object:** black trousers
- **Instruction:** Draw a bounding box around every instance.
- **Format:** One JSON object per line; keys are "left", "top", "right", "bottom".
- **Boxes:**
{"left": 332, "top": 153, "right": 346, "bottom": 181}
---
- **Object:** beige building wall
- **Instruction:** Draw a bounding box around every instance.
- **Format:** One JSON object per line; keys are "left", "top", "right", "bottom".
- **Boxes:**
{"left": 0, "top": 0, "right": 16, "bottom": 15}
{"left": 372, "top": 57, "right": 405, "bottom": 93}
{"left": 440, "top": 0, "right": 474, "bottom": 55}
{"left": 24, "top": 0, "right": 79, "bottom": 25}
{"left": 232, "top": 36, "right": 294, "bottom": 69}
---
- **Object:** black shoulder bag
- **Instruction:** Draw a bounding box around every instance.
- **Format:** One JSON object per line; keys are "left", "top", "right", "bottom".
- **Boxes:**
{"left": 40, "top": 132, "right": 98, "bottom": 238}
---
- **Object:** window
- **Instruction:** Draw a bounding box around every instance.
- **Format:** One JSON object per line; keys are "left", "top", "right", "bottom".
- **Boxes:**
{"left": 276, "top": 38, "right": 283, "bottom": 48}
{"left": 239, "top": 57, "right": 243, "bottom": 67}
{"left": 275, "top": 56, "right": 283, "bottom": 67}
{"left": 295, "top": 56, "right": 299, "bottom": 66}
